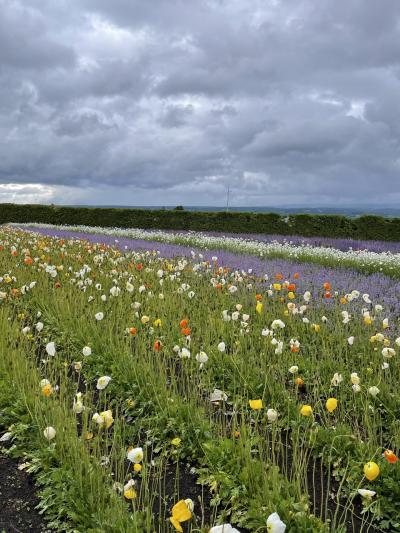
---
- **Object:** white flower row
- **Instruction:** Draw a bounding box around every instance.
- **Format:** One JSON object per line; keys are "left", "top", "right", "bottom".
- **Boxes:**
{"left": 12, "top": 222, "right": 400, "bottom": 276}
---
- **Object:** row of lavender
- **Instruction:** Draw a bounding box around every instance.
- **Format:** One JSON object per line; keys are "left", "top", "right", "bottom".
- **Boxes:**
{"left": 17, "top": 225, "right": 400, "bottom": 325}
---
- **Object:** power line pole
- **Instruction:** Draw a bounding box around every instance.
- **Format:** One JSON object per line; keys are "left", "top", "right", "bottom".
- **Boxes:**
{"left": 226, "top": 186, "right": 230, "bottom": 212}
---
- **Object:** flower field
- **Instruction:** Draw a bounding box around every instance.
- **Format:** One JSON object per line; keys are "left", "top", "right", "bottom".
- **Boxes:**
{"left": 0, "top": 225, "right": 400, "bottom": 533}
{"left": 15, "top": 222, "right": 400, "bottom": 278}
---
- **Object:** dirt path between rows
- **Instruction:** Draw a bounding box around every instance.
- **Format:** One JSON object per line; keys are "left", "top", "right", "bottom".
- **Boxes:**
{"left": 0, "top": 455, "right": 51, "bottom": 533}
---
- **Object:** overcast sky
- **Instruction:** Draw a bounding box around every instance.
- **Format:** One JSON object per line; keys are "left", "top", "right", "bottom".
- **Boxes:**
{"left": 1, "top": 0, "right": 400, "bottom": 207}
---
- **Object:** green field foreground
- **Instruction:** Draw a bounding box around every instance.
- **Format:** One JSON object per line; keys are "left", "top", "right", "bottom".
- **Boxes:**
{"left": 0, "top": 227, "right": 399, "bottom": 533}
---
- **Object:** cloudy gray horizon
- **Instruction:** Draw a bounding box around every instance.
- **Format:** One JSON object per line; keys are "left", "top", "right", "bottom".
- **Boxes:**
{"left": 1, "top": 0, "right": 400, "bottom": 207}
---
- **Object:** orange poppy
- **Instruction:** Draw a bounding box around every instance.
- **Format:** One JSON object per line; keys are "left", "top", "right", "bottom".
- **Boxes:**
{"left": 215, "top": 283, "right": 222, "bottom": 290}
{"left": 179, "top": 319, "right": 189, "bottom": 329}
{"left": 55, "top": 282, "right": 61, "bottom": 289}
{"left": 129, "top": 327, "right": 137, "bottom": 336}
{"left": 323, "top": 282, "right": 331, "bottom": 291}
{"left": 255, "top": 294, "right": 263, "bottom": 301}
{"left": 290, "top": 346, "right": 299, "bottom": 353}
{"left": 181, "top": 327, "right": 191, "bottom": 336}
{"left": 293, "top": 272, "right": 299, "bottom": 279}
{"left": 275, "top": 273, "right": 283, "bottom": 280}
{"left": 384, "top": 450, "right": 398, "bottom": 463}
{"left": 154, "top": 340, "right": 162, "bottom": 351}
{"left": 287, "top": 283, "right": 296, "bottom": 292}
{"left": 295, "top": 377, "right": 305, "bottom": 387}
{"left": 324, "top": 292, "right": 331, "bottom": 299}
{"left": 24, "top": 256, "right": 33, "bottom": 266}
{"left": 136, "top": 263, "right": 143, "bottom": 271}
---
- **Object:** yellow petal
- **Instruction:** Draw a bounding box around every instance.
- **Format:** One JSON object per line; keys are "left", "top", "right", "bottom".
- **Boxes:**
{"left": 249, "top": 399, "right": 263, "bottom": 410}
{"left": 124, "top": 488, "right": 137, "bottom": 500}
{"left": 172, "top": 500, "right": 192, "bottom": 522}
{"left": 169, "top": 517, "right": 183, "bottom": 532}
{"left": 325, "top": 398, "right": 338, "bottom": 413}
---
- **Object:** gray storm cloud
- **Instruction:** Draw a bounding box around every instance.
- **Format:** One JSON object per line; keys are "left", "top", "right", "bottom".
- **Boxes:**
{"left": 1, "top": 0, "right": 400, "bottom": 205}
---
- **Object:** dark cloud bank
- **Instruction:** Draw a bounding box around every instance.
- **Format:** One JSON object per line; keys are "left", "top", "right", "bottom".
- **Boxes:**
{"left": 1, "top": 0, "right": 400, "bottom": 206}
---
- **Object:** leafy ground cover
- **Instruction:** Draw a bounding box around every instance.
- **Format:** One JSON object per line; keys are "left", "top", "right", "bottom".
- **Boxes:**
{"left": 0, "top": 226, "right": 399, "bottom": 532}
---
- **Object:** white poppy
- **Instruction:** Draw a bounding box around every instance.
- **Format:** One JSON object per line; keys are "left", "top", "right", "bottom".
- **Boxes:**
{"left": 180, "top": 348, "right": 191, "bottom": 359}
{"left": 267, "top": 409, "right": 278, "bottom": 422}
{"left": 271, "top": 319, "right": 285, "bottom": 330}
{"left": 382, "top": 347, "right": 395, "bottom": 358}
{"left": 46, "top": 342, "right": 56, "bottom": 357}
{"left": 209, "top": 525, "right": 240, "bottom": 533}
{"left": 95, "top": 312, "right": 104, "bottom": 321}
{"left": 331, "top": 373, "right": 343, "bottom": 386}
{"left": 82, "top": 346, "right": 92, "bottom": 356}
{"left": 43, "top": 426, "right": 56, "bottom": 440}
{"left": 217, "top": 342, "right": 226, "bottom": 352}
{"left": 127, "top": 447, "right": 144, "bottom": 464}
{"left": 73, "top": 393, "right": 84, "bottom": 414}
{"left": 36, "top": 322, "right": 44, "bottom": 332}
{"left": 358, "top": 489, "right": 376, "bottom": 498}
{"left": 110, "top": 286, "right": 121, "bottom": 297}
{"left": 368, "top": 386, "right": 380, "bottom": 397}
{"left": 0, "top": 432, "right": 12, "bottom": 442}
{"left": 96, "top": 376, "right": 111, "bottom": 390}
{"left": 210, "top": 389, "right": 228, "bottom": 402}
{"left": 266, "top": 512, "right": 286, "bottom": 533}
{"left": 195, "top": 352, "right": 208, "bottom": 364}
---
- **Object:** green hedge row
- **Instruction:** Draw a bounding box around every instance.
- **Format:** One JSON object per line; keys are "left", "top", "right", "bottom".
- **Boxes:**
{"left": 1, "top": 203, "right": 400, "bottom": 241}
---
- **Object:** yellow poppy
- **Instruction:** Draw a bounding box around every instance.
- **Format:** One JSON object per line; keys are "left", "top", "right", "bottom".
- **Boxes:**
{"left": 364, "top": 461, "right": 380, "bottom": 481}
{"left": 169, "top": 500, "right": 192, "bottom": 531}
{"left": 325, "top": 398, "right": 338, "bottom": 413}
{"left": 300, "top": 405, "right": 313, "bottom": 417}
{"left": 124, "top": 487, "right": 137, "bottom": 500}
{"left": 249, "top": 399, "right": 263, "bottom": 410}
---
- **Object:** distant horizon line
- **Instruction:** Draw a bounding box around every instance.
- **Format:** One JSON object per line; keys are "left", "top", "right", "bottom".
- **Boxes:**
{"left": 13, "top": 203, "right": 400, "bottom": 209}
{"left": 4, "top": 202, "right": 400, "bottom": 212}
